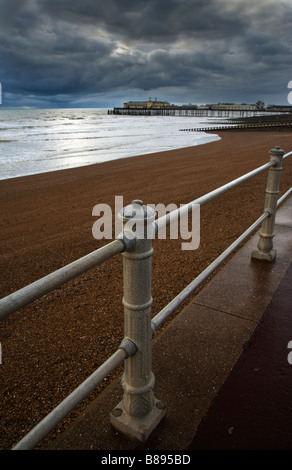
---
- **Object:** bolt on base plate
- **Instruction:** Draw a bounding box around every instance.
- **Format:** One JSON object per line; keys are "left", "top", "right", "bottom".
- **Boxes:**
{"left": 110, "top": 399, "right": 166, "bottom": 443}
{"left": 251, "top": 249, "right": 277, "bottom": 262}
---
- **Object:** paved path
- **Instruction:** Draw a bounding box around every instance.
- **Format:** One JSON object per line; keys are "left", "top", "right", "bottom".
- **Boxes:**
{"left": 49, "top": 196, "right": 292, "bottom": 451}
{"left": 189, "top": 259, "right": 292, "bottom": 450}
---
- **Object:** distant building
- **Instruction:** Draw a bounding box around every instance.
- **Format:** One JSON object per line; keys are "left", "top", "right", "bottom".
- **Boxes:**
{"left": 124, "top": 98, "right": 170, "bottom": 109}
{"left": 266, "top": 104, "right": 292, "bottom": 112}
{"left": 256, "top": 101, "right": 265, "bottom": 110}
{"left": 208, "top": 101, "right": 265, "bottom": 111}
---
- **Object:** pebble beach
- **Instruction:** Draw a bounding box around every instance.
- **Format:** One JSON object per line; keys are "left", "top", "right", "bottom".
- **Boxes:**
{"left": 1, "top": 130, "right": 292, "bottom": 450}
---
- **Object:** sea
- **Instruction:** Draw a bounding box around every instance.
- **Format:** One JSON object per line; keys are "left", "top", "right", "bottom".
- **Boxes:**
{"left": 0, "top": 108, "right": 223, "bottom": 181}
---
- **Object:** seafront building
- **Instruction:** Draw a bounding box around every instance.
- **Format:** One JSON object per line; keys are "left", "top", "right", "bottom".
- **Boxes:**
{"left": 123, "top": 98, "right": 171, "bottom": 110}
{"left": 208, "top": 101, "right": 265, "bottom": 111}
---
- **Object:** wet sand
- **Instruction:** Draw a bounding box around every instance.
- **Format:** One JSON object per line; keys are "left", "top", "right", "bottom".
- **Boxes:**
{"left": 0, "top": 131, "right": 292, "bottom": 449}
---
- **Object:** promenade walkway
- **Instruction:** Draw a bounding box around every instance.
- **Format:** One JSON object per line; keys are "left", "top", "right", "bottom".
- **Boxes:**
{"left": 49, "top": 196, "right": 292, "bottom": 451}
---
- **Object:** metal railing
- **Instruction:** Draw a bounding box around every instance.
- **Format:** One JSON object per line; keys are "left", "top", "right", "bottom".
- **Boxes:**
{"left": 1, "top": 146, "right": 291, "bottom": 449}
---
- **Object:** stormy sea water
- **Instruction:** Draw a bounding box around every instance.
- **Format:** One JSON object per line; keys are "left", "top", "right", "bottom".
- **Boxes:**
{"left": 0, "top": 108, "right": 222, "bottom": 181}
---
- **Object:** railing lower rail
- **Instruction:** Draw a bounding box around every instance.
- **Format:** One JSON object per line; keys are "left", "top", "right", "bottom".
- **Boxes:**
{"left": 0, "top": 146, "right": 291, "bottom": 449}
{"left": 152, "top": 185, "right": 292, "bottom": 331}
{"left": 12, "top": 347, "right": 129, "bottom": 450}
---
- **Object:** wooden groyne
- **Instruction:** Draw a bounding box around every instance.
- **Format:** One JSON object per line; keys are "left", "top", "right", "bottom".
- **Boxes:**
{"left": 180, "top": 114, "right": 292, "bottom": 132}
{"left": 180, "top": 123, "right": 292, "bottom": 132}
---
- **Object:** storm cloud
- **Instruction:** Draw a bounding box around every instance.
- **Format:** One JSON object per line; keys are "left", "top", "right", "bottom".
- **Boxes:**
{"left": 0, "top": 0, "right": 291, "bottom": 107}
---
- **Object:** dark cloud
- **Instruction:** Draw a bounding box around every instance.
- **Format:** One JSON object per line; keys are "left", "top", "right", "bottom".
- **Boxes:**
{"left": 0, "top": 0, "right": 291, "bottom": 107}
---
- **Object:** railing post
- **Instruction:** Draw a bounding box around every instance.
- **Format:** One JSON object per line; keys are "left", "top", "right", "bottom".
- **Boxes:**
{"left": 252, "top": 146, "right": 285, "bottom": 262}
{"left": 110, "top": 200, "right": 166, "bottom": 442}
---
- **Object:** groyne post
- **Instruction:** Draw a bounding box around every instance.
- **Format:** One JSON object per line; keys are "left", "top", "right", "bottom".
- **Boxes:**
{"left": 252, "top": 146, "right": 285, "bottom": 261}
{"left": 110, "top": 200, "right": 166, "bottom": 442}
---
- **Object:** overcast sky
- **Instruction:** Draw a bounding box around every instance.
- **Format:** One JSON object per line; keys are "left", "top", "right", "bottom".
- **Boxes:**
{"left": 0, "top": 0, "right": 291, "bottom": 108}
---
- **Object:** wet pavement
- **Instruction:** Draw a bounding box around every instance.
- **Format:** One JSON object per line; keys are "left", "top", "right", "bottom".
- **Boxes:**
{"left": 189, "top": 260, "right": 292, "bottom": 450}
{"left": 48, "top": 196, "right": 292, "bottom": 451}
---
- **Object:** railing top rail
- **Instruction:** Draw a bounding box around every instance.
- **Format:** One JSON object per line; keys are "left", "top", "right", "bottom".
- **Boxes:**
{"left": 0, "top": 239, "right": 125, "bottom": 321}
{"left": 155, "top": 148, "right": 292, "bottom": 232}
{"left": 283, "top": 150, "right": 292, "bottom": 160}
{"left": 154, "top": 160, "right": 273, "bottom": 232}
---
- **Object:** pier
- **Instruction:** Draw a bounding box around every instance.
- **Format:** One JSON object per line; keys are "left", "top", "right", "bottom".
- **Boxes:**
{"left": 109, "top": 107, "right": 271, "bottom": 118}
{"left": 109, "top": 98, "right": 292, "bottom": 118}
